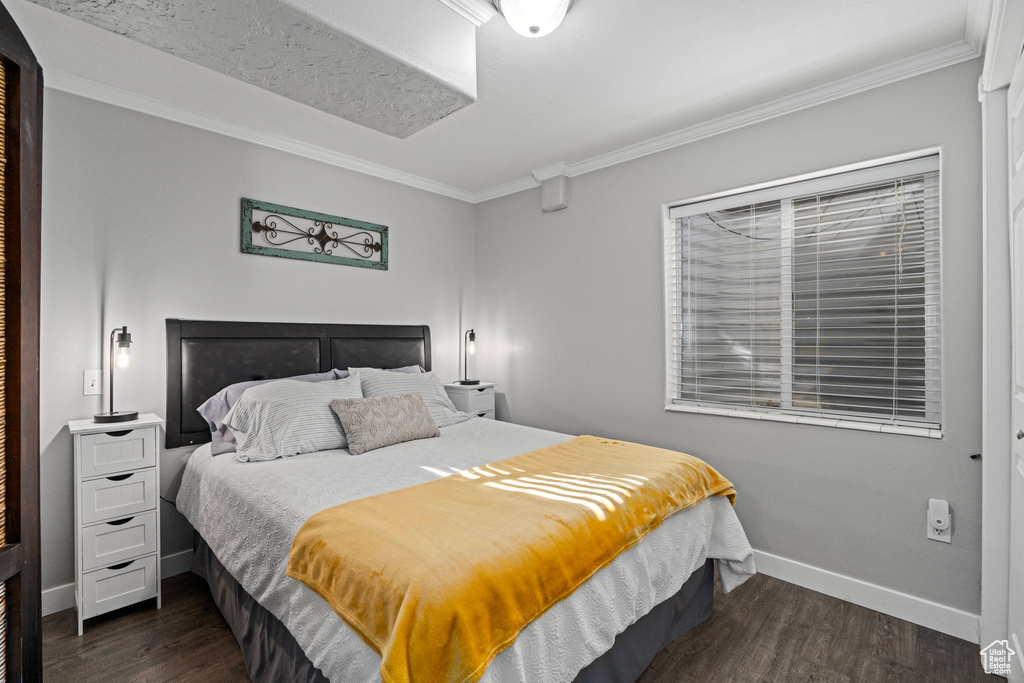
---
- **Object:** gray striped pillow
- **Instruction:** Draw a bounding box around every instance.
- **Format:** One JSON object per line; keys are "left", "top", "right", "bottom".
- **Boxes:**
{"left": 354, "top": 369, "right": 471, "bottom": 428}
{"left": 224, "top": 376, "right": 363, "bottom": 462}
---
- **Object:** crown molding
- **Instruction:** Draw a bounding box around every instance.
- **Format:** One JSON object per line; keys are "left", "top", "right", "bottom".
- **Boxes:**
{"left": 471, "top": 40, "right": 980, "bottom": 203}
{"left": 43, "top": 68, "right": 477, "bottom": 204}
{"left": 436, "top": 0, "right": 497, "bottom": 27}
{"left": 41, "top": 38, "right": 980, "bottom": 207}
{"left": 570, "top": 41, "right": 979, "bottom": 177}
{"left": 965, "top": 0, "right": 994, "bottom": 56}
{"left": 531, "top": 161, "right": 571, "bottom": 182}
{"left": 471, "top": 163, "right": 574, "bottom": 205}
{"left": 473, "top": 176, "right": 538, "bottom": 203}
{"left": 980, "top": 0, "right": 1024, "bottom": 91}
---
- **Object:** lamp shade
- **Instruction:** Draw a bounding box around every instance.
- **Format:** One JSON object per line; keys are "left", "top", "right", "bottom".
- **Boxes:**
{"left": 94, "top": 326, "right": 138, "bottom": 423}
{"left": 496, "top": 0, "right": 572, "bottom": 37}
{"left": 115, "top": 331, "right": 132, "bottom": 368}
{"left": 461, "top": 329, "right": 479, "bottom": 385}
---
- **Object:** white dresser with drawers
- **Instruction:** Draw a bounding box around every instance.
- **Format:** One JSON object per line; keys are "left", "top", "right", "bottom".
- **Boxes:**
{"left": 68, "top": 413, "right": 164, "bottom": 635}
{"left": 443, "top": 382, "right": 496, "bottom": 419}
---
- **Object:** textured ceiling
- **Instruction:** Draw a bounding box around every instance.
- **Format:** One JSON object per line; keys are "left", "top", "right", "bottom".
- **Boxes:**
{"left": 29, "top": 0, "right": 475, "bottom": 138}
{"left": 13, "top": 0, "right": 976, "bottom": 196}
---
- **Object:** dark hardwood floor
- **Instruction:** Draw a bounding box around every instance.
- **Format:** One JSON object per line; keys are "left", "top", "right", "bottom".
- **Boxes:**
{"left": 43, "top": 571, "right": 996, "bottom": 682}
{"left": 43, "top": 573, "right": 248, "bottom": 683}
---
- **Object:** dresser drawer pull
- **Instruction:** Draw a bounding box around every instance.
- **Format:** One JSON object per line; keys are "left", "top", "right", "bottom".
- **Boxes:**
{"left": 478, "top": 412, "right": 487, "bottom": 417}
{"left": 107, "top": 561, "right": 134, "bottom": 571}
{"left": 106, "top": 516, "right": 135, "bottom": 526}
{"left": 476, "top": 388, "right": 487, "bottom": 392}
{"left": 105, "top": 473, "right": 133, "bottom": 482}
{"left": 104, "top": 429, "right": 134, "bottom": 438}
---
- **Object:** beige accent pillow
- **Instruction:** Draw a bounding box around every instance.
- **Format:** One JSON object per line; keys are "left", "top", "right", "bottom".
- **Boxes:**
{"left": 331, "top": 393, "right": 441, "bottom": 455}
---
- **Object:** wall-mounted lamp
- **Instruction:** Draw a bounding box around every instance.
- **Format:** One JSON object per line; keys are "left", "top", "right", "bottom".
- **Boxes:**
{"left": 459, "top": 329, "right": 479, "bottom": 385}
{"left": 94, "top": 326, "right": 139, "bottom": 423}
{"left": 493, "top": 0, "right": 574, "bottom": 38}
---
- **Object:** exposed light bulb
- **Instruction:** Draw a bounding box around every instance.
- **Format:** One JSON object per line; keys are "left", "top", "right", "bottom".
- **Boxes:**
{"left": 497, "top": 0, "right": 572, "bottom": 38}
{"left": 116, "top": 346, "right": 131, "bottom": 369}
{"left": 468, "top": 339, "right": 476, "bottom": 356}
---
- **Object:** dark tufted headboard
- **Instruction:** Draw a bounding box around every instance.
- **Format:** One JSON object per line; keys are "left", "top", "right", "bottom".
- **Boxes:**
{"left": 165, "top": 319, "right": 431, "bottom": 449}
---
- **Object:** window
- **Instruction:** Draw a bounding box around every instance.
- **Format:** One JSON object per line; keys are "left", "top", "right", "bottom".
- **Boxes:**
{"left": 665, "top": 156, "right": 940, "bottom": 435}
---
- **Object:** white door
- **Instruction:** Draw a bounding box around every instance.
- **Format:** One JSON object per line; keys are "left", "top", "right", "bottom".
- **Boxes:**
{"left": 1006, "top": 49, "right": 1024, "bottom": 683}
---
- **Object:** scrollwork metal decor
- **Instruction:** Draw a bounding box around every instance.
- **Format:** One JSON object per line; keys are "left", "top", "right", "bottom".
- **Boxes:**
{"left": 241, "top": 197, "right": 388, "bottom": 270}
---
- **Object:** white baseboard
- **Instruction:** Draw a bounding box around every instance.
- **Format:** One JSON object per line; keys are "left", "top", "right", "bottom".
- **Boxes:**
{"left": 41, "top": 582, "right": 75, "bottom": 617}
{"left": 41, "top": 549, "right": 196, "bottom": 617}
{"left": 753, "top": 549, "right": 981, "bottom": 643}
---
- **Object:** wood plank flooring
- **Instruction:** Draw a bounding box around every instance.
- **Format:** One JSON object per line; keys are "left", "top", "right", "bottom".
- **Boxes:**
{"left": 43, "top": 571, "right": 996, "bottom": 682}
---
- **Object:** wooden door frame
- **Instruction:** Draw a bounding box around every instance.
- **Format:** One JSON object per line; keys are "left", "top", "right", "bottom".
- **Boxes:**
{"left": 0, "top": 1, "right": 41, "bottom": 680}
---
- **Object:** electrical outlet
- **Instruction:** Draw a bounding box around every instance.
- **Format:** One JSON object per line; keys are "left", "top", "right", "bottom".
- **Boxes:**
{"left": 83, "top": 369, "right": 100, "bottom": 396}
{"left": 927, "top": 498, "right": 951, "bottom": 543}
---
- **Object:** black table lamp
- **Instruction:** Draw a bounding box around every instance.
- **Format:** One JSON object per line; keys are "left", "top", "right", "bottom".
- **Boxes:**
{"left": 94, "top": 326, "right": 139, "bottom": 423}
{"left": 459, "top": 329, "right": 479, "bottom": 385}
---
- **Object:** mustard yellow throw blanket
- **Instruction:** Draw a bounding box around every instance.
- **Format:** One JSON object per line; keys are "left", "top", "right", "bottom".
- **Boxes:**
{"left": 286, "top": 435, "right": 735, "bottom": 683}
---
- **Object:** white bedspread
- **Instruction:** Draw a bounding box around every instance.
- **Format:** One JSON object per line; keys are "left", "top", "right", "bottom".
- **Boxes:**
{"left": 176, "top": 418, "right": 755, "bottom": 683}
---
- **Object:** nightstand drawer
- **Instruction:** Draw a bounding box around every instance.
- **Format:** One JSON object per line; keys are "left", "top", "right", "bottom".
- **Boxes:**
{"left": 79, "top": 428, "right": 156, "bottom": 478}
{"left": 465, "top": 387, "right": 495, "bottom": 413}
{"left": 81, "top": 554, "right": 158, "bottom": 620}
{"left": 80, "top": 469, "right": 157, "bottom": 525}
{"left": 444, "top": 383, "right": 497, "bottom": 416}
{"left": 81, "top": 511, "right": 157, "bottom": 572}
{"left": 473, "top": 410, "right": 495, "bottom": 420}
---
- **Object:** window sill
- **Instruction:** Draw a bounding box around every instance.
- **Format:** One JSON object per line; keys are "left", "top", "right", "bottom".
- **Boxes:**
{"left": 664, "top": 404, "right": 942, "bottom": 439}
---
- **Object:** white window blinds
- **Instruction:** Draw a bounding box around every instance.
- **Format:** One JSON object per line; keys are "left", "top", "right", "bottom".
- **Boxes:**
{"left": 666, "top": 156, "right": 940, "bottom": 429}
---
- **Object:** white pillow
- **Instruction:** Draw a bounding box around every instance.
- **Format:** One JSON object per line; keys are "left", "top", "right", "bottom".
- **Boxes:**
{"left": 224, "top": 376, "right": 363, "bottom": 462}
{"left": 354, "top": 369, "right": 471, "bottom": 428}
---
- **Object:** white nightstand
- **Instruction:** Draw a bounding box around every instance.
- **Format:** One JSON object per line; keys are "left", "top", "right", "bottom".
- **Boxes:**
{"left": 68, "top": 413, "right": 164, "bottom": 636}
{"left": 444, "top": 382, "right": 496, "bottom": 419}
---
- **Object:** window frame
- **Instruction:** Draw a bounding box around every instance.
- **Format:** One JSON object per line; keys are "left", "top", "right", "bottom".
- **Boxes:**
{"left": 662, "top": 151, "right": 943, "bottom": 439}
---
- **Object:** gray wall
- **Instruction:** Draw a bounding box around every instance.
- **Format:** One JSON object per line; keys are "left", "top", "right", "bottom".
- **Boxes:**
{"left": 40, "top": 90, "right": 476, "bottom": 592}
{"left": 474, "top": 59, "right": 984, "bottom": 612}
{"left": 40, "top": 58, "right": 985, "bottom": 615}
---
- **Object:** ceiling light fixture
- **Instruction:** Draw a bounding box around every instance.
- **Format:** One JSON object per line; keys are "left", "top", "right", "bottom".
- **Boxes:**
{"left": 493, "top": 0, "right": 574, "bottom": 38}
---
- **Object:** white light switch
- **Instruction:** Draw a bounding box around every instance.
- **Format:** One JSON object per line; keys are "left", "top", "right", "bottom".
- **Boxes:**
{"left": 83, "top": 369, "right": 101, "bottom": 396}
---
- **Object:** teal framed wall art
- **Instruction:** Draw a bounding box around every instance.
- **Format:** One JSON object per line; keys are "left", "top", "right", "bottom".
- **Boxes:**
{"left": 241, "top": 197, "right": 388, "bottom": 270}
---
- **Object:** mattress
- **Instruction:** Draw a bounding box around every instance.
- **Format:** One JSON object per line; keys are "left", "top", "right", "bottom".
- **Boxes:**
{"left": 175, "top": 418, "right": 755, "bottom": 682}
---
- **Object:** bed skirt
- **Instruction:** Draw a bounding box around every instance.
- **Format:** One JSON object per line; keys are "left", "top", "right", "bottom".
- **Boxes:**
{"left": 192, "top": 533, "right": 714, "bottom": 683}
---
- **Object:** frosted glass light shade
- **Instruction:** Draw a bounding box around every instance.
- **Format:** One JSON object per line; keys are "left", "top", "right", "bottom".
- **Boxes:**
{"left": 497, "top": 0, "right": 572, "bottom": 38}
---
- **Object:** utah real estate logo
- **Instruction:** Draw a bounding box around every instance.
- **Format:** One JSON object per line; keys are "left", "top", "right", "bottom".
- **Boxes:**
{"left": 980, "top": 639, "right": 1016, "bottom": 676}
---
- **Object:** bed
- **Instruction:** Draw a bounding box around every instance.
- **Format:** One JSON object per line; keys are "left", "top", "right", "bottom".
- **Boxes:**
{"left": 167, "top": 319, "right": 755, "bottom": 683}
